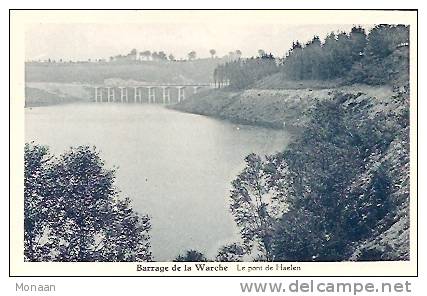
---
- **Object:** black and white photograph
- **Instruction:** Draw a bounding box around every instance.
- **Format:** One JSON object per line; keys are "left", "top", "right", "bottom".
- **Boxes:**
{"left": 10, "top": 9, "right": 418, "bottom": 276}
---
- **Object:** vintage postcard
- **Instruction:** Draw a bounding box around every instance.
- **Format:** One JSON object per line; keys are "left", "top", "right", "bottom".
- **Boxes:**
{"left": 10, "top": 9, "right": 417, "bottom": 276}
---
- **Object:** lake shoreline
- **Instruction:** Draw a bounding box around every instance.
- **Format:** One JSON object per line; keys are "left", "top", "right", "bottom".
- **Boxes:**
{"left": 25, "top": 103, "right": 292, "bottom": 260}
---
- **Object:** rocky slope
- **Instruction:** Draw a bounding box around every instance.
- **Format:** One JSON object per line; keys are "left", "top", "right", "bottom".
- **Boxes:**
{"left": 172, "top": 84, "right": 411, "bottom": 261}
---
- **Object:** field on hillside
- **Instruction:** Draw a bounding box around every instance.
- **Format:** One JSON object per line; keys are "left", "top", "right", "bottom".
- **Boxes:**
{"left": 26, "top": 59, "right": 221, "bottom": 84}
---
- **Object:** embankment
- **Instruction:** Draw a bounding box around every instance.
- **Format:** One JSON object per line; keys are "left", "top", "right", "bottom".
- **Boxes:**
{"left": 170, "top": 85, "right": 394, "bottom": 129}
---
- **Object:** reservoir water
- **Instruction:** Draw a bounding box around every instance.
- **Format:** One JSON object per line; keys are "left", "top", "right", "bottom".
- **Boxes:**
{"left": 25, "top": 103, "right": 291, "bottom": 261}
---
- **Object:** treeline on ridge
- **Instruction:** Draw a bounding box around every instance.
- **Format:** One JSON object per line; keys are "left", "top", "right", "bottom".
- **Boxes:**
{"left": 213, "top": 25, "right": 409, "bottom": 89}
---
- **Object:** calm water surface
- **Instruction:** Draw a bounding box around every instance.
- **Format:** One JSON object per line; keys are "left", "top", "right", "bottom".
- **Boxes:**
{"left": 25, "top": 103, "right": 291, "bottom": 260}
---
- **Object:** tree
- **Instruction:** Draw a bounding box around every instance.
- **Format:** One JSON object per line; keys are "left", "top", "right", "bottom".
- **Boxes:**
{"left": 224, "top": 93, "right": 402, "bottom": 262}
{"left": 348, "top": 24, "right": 409, "bottom": 85}
{"left": 157, "top": 51, "right": 167, "bottom": 60}
{"left": 271, "top": 97, "right": 398, "bottom": 261}
{"left": 24, "top": 144, "right": 152, "bottom": 262}
{"left": 349, "top": 26, "right": 367, "bottom": 61}
{"left": 151, "top": 52, "right": 159, "bottom": 60}
{"left": 24, "top": 144, "right": 53, "bottom": 261}
{"left": 281, "top": 40, "right": 304, "bottom": 79}
{"left": 230, "top": 154, "right": 278, "bottom": 261}
{"left": 366, "top": 25, "right": 408, "bottom": 59}
{"left": 168, "top": 54, "right": 175, "bottom": 61}
{"left": 215, "top": 243, "right": 245, "bottom": 262}
{"left": 209, "top": 49, "right": 216, "bottom": 58}
{"left": 213, "top": 68, "right": 218, "bottom": 88}
{"left": 174, "top": 250, "right": 207, "bottom": 262}
{"left": 273, "top": 208, "right": 324, "bottom": 261}
{"left": 258, "top": 49, "right": 265, "bottom": 57}
{"left": 187, "top": 51, "right": 197, "bottom": 61}
{"left": 278, "top": 25, "right": 408, "bottom": 84}
{"left": 140, "top": 50, "right": 151, "bottom": 61}
{"left": 214, "top": 54, "right": 278, "bottom": 89}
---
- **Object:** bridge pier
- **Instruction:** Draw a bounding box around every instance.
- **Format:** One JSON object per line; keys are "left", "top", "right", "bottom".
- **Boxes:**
{"left": 134, "top": 87, "right": 142, "bottom": 103}
{"left": 148, "top": 87, "right": 155, "bottom": 104}
{"left": 107, "top": 87, "right": 115, "bottom": 102}
{"left": 119, "top": 87, "right": 128, "bottom": 103}
{"left": 177, "top": 87, "right": 185, "bottom": 102}
{"left": 94, "top": 87, "right": 103, "bottom": 103}
{"left": 162, "top": 87, "right": 171, "bottom": 104}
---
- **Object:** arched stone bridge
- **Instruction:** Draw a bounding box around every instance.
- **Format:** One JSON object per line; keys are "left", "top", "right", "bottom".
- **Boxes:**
{"left": 93, "top": 83, "right": 214, "bottom": 104}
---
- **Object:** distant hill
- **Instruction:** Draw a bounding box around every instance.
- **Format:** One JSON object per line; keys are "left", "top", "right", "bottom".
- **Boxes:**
{"left": 25, "top": 58, "right": 224, "bottom": 84}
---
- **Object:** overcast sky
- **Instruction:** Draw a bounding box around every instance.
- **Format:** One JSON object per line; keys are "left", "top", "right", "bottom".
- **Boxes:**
{"left": 25, "top": 21, "right": 372, "bottom": 61}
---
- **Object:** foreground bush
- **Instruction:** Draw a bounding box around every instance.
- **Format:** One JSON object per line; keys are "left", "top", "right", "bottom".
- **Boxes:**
{"left": 24, "top": 144, "right": 152, "bottom": 262}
